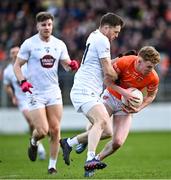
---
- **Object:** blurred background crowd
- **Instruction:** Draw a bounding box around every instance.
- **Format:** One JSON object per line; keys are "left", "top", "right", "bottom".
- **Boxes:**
{"left": 0, "top": 0, "right": 171, "bottom": 106}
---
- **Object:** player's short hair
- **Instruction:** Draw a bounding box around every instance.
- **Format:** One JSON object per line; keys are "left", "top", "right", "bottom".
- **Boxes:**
{"left": 36, "top": 12, "right": 54, "bottom": 22}
{"left": 10, "top": 45, "right": 19, "bottom": 49}
{"left": 138, "top": 46, "right": 160, "bottom": 64}
{"left": 100, "top": 12, "right": 124, "bottom": 27}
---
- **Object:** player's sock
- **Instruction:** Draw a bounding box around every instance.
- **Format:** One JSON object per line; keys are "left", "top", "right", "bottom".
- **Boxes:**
{"left": 31, "top": 137, "right": 37, "bottom": 146}
{"left": 38, "top": 142, "right": 44, "bottom": 151}
{"left": 87, "top": 151, "right": 95, "bottom": 161}
{"left": 67, "top": 137, "right": 79, "bottom": 147}
{"left": 38, "top": 142, "right": 46, "bottom": 160}
{"left": 95, "top": 154, "right": 100, "bottom": 160}
{"left": 48, "top": 158, "right": 57, "bottom": 169}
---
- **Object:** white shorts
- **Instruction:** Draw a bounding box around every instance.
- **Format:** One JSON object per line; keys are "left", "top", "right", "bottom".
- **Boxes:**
{"left": 70, "top": 88, "right": 103, "bottom": 115}
{"left": 17, "top": 98, "right": 29, "bottom": 111}
{"left": 15, "top": 92, "right": 28, "bottom": 111}
{"left": 101, "top": 89, "right": 128, "bottom": 116}
{"left": 27, "top": 88, "right": 62, "bottom": 111}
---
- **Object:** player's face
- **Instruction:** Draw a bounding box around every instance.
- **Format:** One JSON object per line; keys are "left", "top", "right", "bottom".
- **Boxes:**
{"left": 106, "top": 25, "right": 121, "bottom": 42}
{"left": 37, "top": 19, "right": 53, "bottom": 40}
{"left": 10, "top": 47, "right": 19, "bottom": 62}
{"left": 137, "top": 57, "right": 156, "bottom": 75}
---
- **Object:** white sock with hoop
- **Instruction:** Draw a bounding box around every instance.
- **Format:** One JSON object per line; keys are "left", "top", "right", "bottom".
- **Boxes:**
{"left": 67, "top": 137, "right": 79, "bottom": 147}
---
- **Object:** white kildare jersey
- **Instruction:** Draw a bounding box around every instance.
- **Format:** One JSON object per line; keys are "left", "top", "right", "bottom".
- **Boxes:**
{"left": 3, "top": 63, "right": 28, "bottom": 103}
{"left": 17, "top": 34, "right": 70, "bottom": 93}
{"left": 72, "top": 29, "right": 111, "bottom": 95}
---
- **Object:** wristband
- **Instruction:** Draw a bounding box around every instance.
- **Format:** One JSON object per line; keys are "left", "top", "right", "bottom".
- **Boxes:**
{"left": 19, "top": 79, "right": 27, "bottom": 86}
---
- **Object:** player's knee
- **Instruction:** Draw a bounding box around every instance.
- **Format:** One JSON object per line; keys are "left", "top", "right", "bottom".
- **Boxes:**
{"left": 92, "top": 116, "right": 108, "bottom": 131}
{"left": 102, "top": 127, "right": 112, "bottom": 138}
{"left": 99, "top": 118, "right": 108, "bottom": 129}
{"left": 104, "top": 129, "right": 113, "bottom": 138}
{"left": 112, "top": 138, "right": 124, "bottom": 150}
{"left": 49, "top": 126, "right": 60, "bottom": 137}
{"left": 37, "top": 126, "right": 49, "bottom": 137}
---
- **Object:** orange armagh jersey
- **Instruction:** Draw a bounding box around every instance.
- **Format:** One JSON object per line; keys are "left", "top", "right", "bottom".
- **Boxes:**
{"left": 107, "top": 55, "right": 159, "bottom": 99}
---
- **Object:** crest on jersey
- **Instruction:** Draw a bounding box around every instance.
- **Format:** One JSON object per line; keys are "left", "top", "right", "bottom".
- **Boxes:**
{"left": 40, "top": 55, "right": 56, "bottom": 68}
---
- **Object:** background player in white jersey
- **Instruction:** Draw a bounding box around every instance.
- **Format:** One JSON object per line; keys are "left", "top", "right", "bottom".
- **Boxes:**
{"left": 3, "top": 46, "right": 46, "bottom": 160}
{"left": 59, "top": 12, "right": 124, "bottom": 176}
{"left": 13, "top": 12, "right": 79, "bottom": 174}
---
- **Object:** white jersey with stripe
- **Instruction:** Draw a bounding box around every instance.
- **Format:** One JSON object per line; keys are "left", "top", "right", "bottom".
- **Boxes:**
{"left": 72, "top": 29, "right": 111, "bottom": 95}
{"left": 3, "top": 63, "right": 28, "bottom": 101}
{"left": 17, "top": 34, "right": 70, "bottom": 93}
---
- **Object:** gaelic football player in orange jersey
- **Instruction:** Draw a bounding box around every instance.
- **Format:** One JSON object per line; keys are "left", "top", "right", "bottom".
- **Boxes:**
{"left": 97, "top": 46, "right": 160, "bottom": 161}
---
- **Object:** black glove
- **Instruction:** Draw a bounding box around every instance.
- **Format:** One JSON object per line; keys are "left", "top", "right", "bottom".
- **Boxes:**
{"left": 118, "top": 50, "right": 137, "bottom": 58}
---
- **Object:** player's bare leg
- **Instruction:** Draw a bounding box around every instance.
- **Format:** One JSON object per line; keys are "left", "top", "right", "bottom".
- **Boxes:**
{"left": 23, "top": 109, "right": 46, "bottom": 160}
{"left": 47, "top": 104, "right": 62, "bottom": 174}
{"left": 28, "top": 108, "right": 49, "bottom": 161}
{"left": 75, "top": 122, "right": 92, "bottom": 153}
{"left": 60, "top": 104, "right": 109, "bottom": 172}
{"left": 22, "top": 110, "right": 34, "bottom": 133}
{"left": 75, "top": 119, "right": 112, "bottom": 154}
{"left": 60, "top": 116, "right": 112, "bottom": 166}
{"left": 97, "top": 114, "right": 132, "bottom": 161}
{"left": 82, "top": 104, "right": 109, "bottom": 174}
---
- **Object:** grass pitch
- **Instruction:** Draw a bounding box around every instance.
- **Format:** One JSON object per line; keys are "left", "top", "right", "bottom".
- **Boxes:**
{"left": 0, "top": 131, "right": 171, "bottom": 179}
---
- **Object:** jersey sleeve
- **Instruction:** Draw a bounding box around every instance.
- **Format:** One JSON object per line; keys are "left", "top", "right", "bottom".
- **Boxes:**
{"left": 112, "top": 56, "right": 129, "bottom": 74}
{"left": 147, "top": 72, "right": 159, "bottom": 92}
{"left": 96, "top": 36, "right": 111, "bottom": 59}
{"left": 59, "top": 41, "right": 70, "bottom": 60}
{"left": 3, "top": 68, "right": 11, "bottom": 85}
{"left": 17, "top": 39, "right": 31, "bottom": 61}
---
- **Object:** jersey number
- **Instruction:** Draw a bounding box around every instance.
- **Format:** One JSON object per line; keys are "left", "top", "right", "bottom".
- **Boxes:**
{"left": 82, "top": 43, "right": 90, "bottom": 64}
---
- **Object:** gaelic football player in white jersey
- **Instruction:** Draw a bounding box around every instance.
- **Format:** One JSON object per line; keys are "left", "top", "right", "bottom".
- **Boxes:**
{"left": 59, "top": 12, "right": 124, "bottom": 176}
{"left": 3, "top": 46, "right": 46, "bottom": 160}
{"left": 13, "top": 12, "right": 79, "bottom": 174}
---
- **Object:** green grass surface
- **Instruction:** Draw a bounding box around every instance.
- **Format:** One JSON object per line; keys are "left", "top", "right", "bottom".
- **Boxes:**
{"left": 0, "top": 131, "right": 171, "bottom": 179}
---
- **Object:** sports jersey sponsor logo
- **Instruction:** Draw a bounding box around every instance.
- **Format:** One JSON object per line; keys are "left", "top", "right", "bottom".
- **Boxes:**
{"left": 40, "top": 55, "right": 56, "bottom": 68}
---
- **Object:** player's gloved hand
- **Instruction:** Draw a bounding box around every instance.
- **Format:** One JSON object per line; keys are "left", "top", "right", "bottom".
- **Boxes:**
{"left": 20, "top": 80, "right": 33, "bottom": 94}
{"left": 69, "top": 60, "right": 79, "bottom": 71}
{"left": 118, "top": 50, "right": 137, "bottom": 58}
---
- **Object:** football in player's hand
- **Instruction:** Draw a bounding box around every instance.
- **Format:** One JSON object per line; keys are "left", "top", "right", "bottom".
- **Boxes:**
{"left": 121, "top": 88, "right": 143, "bottom": 108}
